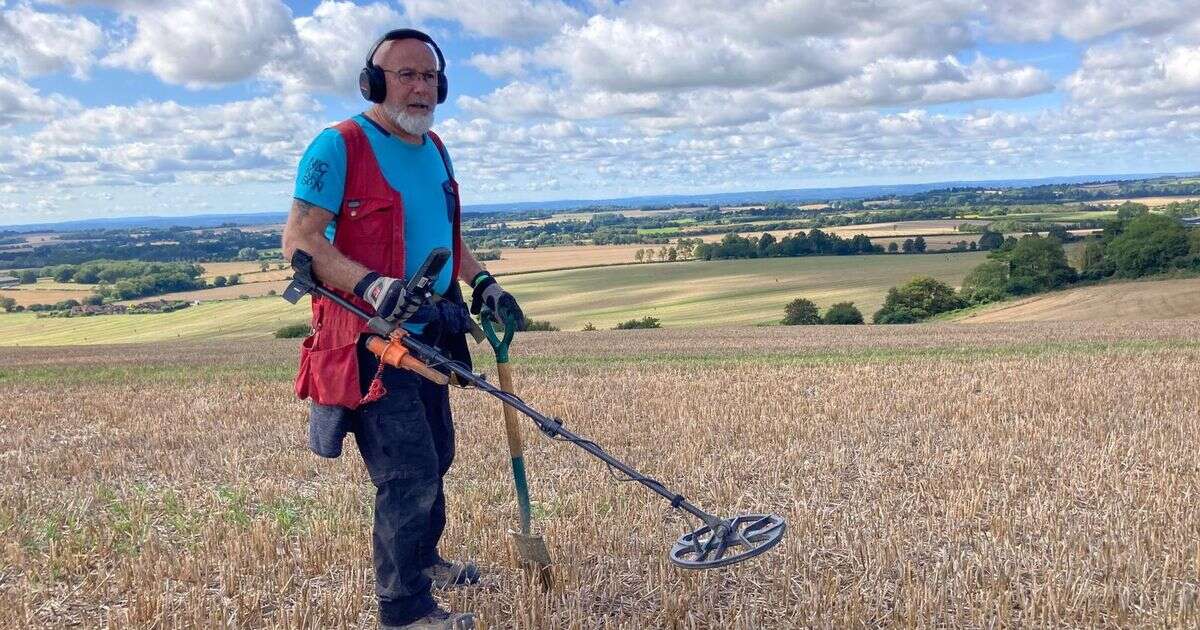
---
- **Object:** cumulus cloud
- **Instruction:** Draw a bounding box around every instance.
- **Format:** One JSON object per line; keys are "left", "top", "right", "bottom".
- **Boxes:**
{"left": 984, "top": 0, "right": 1195, "bottom": 42}
{"left": 469, "top": 47, "right": 531, "bottom": 78}
{"left": 1064, "top": 34, "right": 1200, "bottom": 112}
{"left": 268, "top": 0, "right": 403, "bottom": 94}
{"left": 102, "top": 0, "right": 296, "bottom": 87}
{"left": 11, "top": 95, "right": 321, "bottom": 187}
{"left": 801, "top": 55, "right": 1052, "bottom": 108}
{"left": 0, "top": 74, "right": 78, "bottom": 125}
{"left": 0, "top": 3, "right": 104, "bottom": 78}
{"left": 400, "top": 0, "right": 583, "bottom": 41}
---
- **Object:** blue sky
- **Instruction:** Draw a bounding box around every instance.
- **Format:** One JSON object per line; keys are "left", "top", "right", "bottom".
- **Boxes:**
{"left": 1, "top": 1, "right": 1198, "bottom": 225}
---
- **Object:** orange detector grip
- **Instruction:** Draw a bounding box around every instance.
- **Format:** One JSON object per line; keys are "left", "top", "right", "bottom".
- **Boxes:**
{"left": 366, "top": 334, "right": 450, "bottom": 386}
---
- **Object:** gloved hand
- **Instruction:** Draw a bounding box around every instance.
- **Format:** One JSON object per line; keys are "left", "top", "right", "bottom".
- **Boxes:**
{"left": 354, "top": 272, "right": 428, "bottom": 323}
{"left": 470, "top": 272, "right": 525, "bottom": 330}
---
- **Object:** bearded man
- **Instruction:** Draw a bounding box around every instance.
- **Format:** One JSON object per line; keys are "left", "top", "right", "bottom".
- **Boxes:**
{"left": 282, "top": 28, "right": 524, "bottom": 630}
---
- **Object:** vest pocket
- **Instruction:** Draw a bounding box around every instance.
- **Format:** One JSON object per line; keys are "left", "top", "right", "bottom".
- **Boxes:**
{"left": 296, "top": 339, "right": 361, "bottom": 408}
{"left": 340, "top": 197, "right": 392, "bottom": 243}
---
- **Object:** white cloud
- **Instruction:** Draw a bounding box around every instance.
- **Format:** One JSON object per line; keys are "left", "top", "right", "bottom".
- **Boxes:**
{"left": 400, "top": 0, "right": 583, "bottom": 41}
{"left": 1065, "top": 36, "right": 1200, "bottom": 111}
{"left": 984, "top": 0, "right": 1195, "bottom": 42}
{"left": 801, "top": 55, "right": 1051, "bottom": 108}
{"left": 0, "top": 74, "right": 78, "bottom": 125}
{"left": 102, "top": 0, "right": 296, "bottom": 87}
{"left": 468, "top": 47, "right": 531, "bottom": 78}
{"left": 269, "top": 0, "right": 403, "bottom": 95}
{"left": 0, "top": 3, "right": 104, "bottom": 78}
{"left": 15, "top": 95, "right": 321, "bottom": 186}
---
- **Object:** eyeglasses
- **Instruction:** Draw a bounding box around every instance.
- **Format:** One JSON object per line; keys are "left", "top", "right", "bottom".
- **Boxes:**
{"left": 380, "top": 68, "right": 439, "bottom": 87}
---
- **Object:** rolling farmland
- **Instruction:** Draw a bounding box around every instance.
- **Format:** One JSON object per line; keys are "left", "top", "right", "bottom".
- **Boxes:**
{"left": 0, "top": 252, "right": 988, "bottom": 344}
{"left": 955, "top": 277, "right": 1200, "bottom": 323}
{"left": 2, "top": 322, "right": 1199, "bottom": 627}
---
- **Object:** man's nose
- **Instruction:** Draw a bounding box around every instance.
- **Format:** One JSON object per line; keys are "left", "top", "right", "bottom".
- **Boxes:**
{"left": 411, "top": 79, "right": 435, "bottom": 100}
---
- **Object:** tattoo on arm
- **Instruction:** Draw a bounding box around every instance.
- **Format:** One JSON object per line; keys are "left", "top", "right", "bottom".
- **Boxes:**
{"left": 294, "top": 198, "right": 319, "bottom": 219}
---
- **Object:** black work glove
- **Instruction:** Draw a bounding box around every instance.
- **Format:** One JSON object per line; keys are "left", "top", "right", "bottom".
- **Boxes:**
{"left": 354, "top": 272, "right": 428, "bottom": 323}
{"left": 470, "top": 272, "right": 525, "bottom": 330}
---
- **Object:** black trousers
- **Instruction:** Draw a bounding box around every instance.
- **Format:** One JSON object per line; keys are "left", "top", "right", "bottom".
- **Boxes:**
{"left": 352, "top": 344, "right": 455, "bottom": 626}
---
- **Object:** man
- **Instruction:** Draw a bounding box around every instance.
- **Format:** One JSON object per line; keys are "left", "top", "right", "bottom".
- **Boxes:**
{"left": 281, "top": 29, "right": 524, "bottom": 630}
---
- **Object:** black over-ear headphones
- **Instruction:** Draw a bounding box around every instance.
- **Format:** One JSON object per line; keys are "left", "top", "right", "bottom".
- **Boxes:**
{"left": 359, "top": 28, "right": 448, "bottom": 105}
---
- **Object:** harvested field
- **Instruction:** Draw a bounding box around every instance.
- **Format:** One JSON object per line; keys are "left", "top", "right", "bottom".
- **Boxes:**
{"left": 1091, "top": 196, "right": 1200, "bottom": 207}
{"left": 200, "top": 262, "right": 279, "bottom": 279}
{"left": 117, "top": 280, "right": 292, "bottom": 304}
{"left": 956, "top": 277, "right": 1200, "bottom": 323}
{"left": 0, "top": 288, "right": 94, "bottom": 307}
{"left": 822, "top": 220, "right": 988, "bottom": 237}
{"left": 488, "top": 244, "right": 656, "bottom": 275}
{"left": 2, "top": 321, "right": 1199, "bottom": 628}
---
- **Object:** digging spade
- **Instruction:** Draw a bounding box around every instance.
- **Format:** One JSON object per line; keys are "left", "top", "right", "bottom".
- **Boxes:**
{"left": 480, "top": 310, "right": 553, "bottom": 591}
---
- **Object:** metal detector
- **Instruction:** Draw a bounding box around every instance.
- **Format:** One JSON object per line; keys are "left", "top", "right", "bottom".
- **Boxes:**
{"left": 283, "top": 250, "right": 787, "bottom": 570}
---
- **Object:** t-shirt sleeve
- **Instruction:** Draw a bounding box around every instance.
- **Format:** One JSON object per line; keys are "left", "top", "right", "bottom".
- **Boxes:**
{"left": 293, "top": 128, "right": 347, "bottom": 215}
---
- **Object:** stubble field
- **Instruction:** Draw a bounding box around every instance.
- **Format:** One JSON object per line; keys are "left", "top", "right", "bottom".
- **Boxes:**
{"left": 2, "top": 321, "right": 1199, "bottom": 628}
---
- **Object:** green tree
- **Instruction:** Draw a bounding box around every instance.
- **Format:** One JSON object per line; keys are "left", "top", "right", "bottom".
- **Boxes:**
{"left": 614, "top": 316, "right": 661, "bottom": 329}
{"left": 901, "top": 238, "right": 915, "bottom": 253}
{"left": 913, "top": 236, "right": 927, "bottom": 253}
{"left": 1005, "top": 235, "right": 1078, "bottom": 293}
{"left": 0, "top": 296, "right": 16, "bottom": 312}
{"left": 237, "top": 247, "right": 259, "bottom": 260}
{"left": 213, "top": 275, "right": 227, "bottom": 287}
{"left": 781, "top": 298, "right": 820, "bottom": 325}
{"left": 634, "top": 249, "right": 644, "bottom": 263}
{"left": 873, "top": 277, "right": 965, "bottom": 323}
{"left": 887, "top": 242, "right": 899, "bottom": 253}
{"left": 228, "top": 273, "right": 241, "bottom": 286}
{"left": 53, "top": 266, "right": 76, "bottom": 282}
{"left": 18, "top": 269, "right": 38, "bottom": 284}
{"left": 977, "top": 230, "right": 1004, "bottom": 251}
{"left": 757, "top": 232, "right": 776, "bottom": 257}
{"left": 822, "top": 302, "right": 864, "bottom": 325}
{"left": 1105, "top": 213, "right": 1190, "bottom": 278}
{"left": 961, "top": 260, "right": 1009, "bottom": 304}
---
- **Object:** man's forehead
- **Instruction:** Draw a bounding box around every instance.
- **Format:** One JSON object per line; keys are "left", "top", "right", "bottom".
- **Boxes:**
{"left": 375, "top": 38, "right": 437, "bottom": 69}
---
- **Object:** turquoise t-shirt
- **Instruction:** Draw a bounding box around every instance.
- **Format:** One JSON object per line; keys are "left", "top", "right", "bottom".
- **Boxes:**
{"left": 293, "top": 114, "right": 455, "bottom": 302}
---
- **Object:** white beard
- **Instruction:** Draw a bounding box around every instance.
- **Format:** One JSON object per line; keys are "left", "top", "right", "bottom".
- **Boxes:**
{"left": 387, "top": 103, "right": 435, "bottom": 137}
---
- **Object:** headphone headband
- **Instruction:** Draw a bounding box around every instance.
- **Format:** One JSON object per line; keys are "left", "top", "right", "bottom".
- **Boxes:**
{"left": 359, "top": 28, "right": 448, "bottom": 104}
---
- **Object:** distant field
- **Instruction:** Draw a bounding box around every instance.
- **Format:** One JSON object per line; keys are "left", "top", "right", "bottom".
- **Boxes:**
{"left": 0, "top": 252, "right": 987, "bottom": 344}
{"left": 119, "top": 279, "right": 292, "bottom": 304}
{"left": 954, "top": 277, "right": 1200, "bottom": 323}
{"left": 502, "top": 251, "right": 988, "bottom": 330}
{"left": 1092, "top": 196, "right": 1200, "bottom": 207}
{"left": 199, "top": 261, "right": 277, "bottom": 278}
{"left": 0, "top": 296, "right": 309, "bottom": 345}
{"left": 823, "top": 220, "right": 986, "bottom": 237}
{"left": 0, "top": 288, "right": 93, "bottom": 307}
{"left": 490, "top": 244, "right": 659, "bottom": 274}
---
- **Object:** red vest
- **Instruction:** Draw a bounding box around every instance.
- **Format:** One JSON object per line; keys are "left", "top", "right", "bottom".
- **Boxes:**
{"left": 294, "top": 119, "right": 462, "bottom": 409}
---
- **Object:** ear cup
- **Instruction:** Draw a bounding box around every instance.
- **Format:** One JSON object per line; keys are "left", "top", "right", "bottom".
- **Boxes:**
{"left": 437, "top": 73, "right": 447, "bottom": 104}
{"left": 359, "top": 66, "right": 387, "bottom": 103}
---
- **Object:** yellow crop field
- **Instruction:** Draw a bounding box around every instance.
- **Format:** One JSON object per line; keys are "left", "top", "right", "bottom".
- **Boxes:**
{"left": 955, "top": 277, "right": 1200, "bottom": 323}
{"left": 1091, "top": 196, "right": 1200, "bottom": 207}
{"left": 2, "top": 321, "right": 1199, "bottom": 627}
